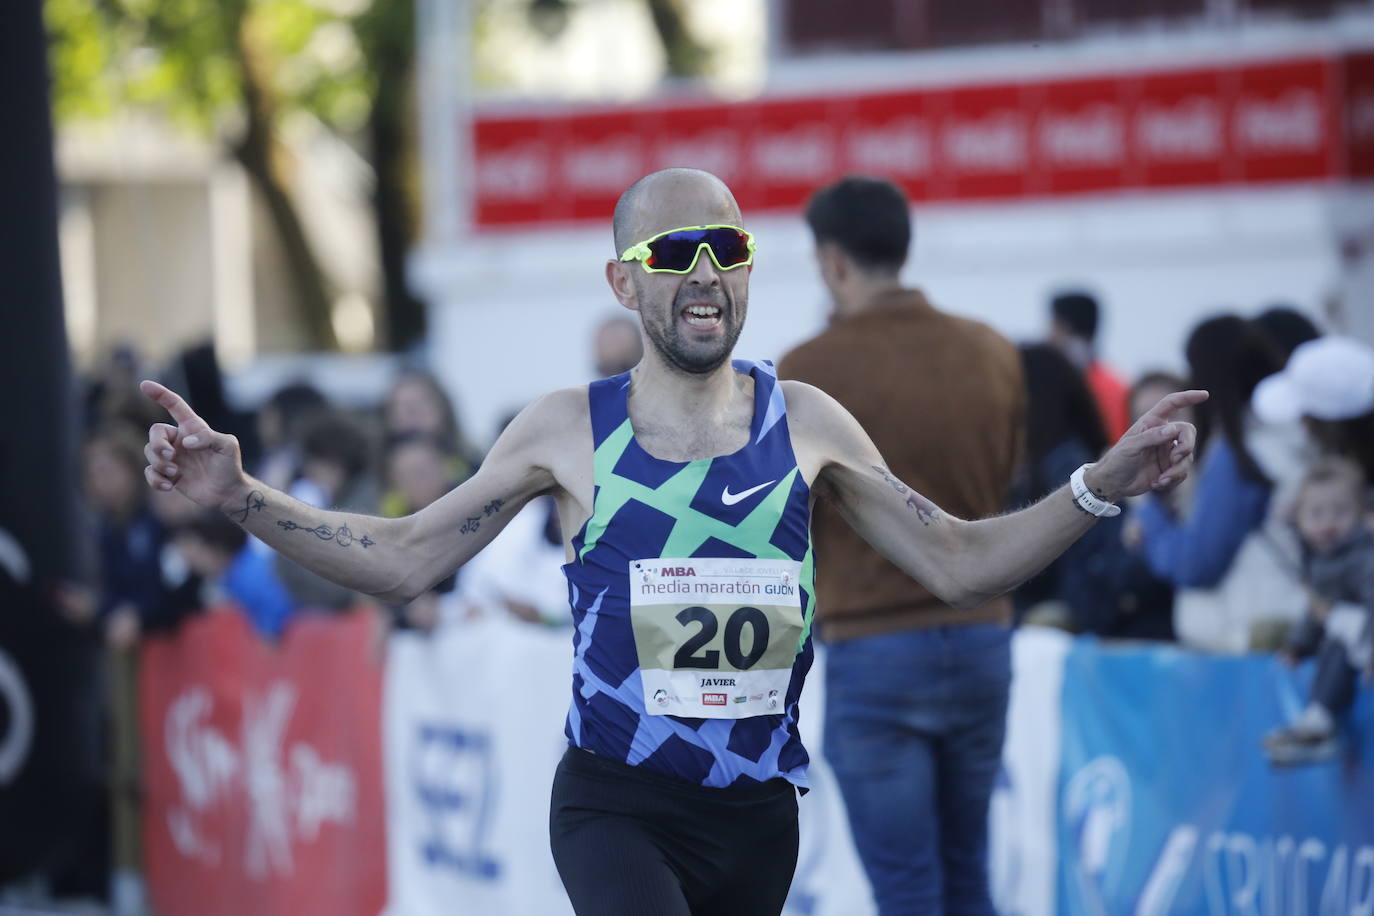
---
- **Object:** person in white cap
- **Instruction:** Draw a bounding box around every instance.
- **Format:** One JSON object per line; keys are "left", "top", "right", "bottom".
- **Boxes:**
{"left": 1252, "top": 335, "right": 1374, "bottom": 488}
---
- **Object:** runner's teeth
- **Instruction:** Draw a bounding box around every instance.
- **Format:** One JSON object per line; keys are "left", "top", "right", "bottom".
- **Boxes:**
{"left": 684, "top": 306, "right": 720, "bottom": 317}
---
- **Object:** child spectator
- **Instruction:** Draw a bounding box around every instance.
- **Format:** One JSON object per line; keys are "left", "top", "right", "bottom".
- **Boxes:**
{"left": 1264, "top": 456, "right": 1374, "bottom": 765}
{"left": 1264, "top": 458, "right": 1374, "bottom": 769}
{"left": 171, "top": 513, "right": 298, "bottom": 640}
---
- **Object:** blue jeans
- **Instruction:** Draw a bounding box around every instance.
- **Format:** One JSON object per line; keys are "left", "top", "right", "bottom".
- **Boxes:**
{"left": 824, "top": 624, "right": 1011, "bottom": 916}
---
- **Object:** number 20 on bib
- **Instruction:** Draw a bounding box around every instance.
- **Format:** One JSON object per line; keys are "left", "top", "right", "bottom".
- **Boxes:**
{"left": 629, "top": 558, "right": 804, "bottom": 719}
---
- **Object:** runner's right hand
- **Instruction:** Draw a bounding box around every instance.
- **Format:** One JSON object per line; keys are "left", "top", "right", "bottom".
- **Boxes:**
{"left": 140, "top": 379, "right": 247, "bottom": 513}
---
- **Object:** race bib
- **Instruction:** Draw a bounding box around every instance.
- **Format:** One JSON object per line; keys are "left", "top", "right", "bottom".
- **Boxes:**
{"left": 629, "top": 557, "right": 804, "bottom": 719}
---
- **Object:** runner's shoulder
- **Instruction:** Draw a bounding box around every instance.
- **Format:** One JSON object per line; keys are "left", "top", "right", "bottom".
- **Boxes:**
{"left": 779, "top": 379, "right": 852, "bottom": 435}
{"left": 495, "top": 385, "right": 593, "bottom": 456}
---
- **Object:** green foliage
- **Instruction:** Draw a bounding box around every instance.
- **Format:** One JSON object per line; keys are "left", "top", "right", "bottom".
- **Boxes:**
{"left": 45, "top": 0, "right": 375, "bottom": 133}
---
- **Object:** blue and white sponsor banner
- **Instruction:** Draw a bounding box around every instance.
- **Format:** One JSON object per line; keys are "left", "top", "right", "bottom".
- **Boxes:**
{"left": 381, "top": 614, "right": 1067, "bottom": 914}
{"left": 382, "top": 614, "right": 574, "bottom": 916}
{"left": 1057, "top": 639, "right": 1374, "bottom": 916}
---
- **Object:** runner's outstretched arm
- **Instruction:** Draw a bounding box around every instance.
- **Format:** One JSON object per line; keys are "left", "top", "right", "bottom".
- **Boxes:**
{"left": 139, "top": 380, "right": 560, "bottom": 604}
{"left": 788, "top": 382, "right": 1206, "bottom": 609}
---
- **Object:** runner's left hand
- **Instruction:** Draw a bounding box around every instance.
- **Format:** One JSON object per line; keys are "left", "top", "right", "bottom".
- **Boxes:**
{"left": 1083, "top": 390, "right": 1208, "bottom": 503}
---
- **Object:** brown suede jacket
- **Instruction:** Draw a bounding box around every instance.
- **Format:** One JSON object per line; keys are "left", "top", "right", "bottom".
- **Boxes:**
{"left": 778, "top": 288, "right": 1025, "bottom": 641}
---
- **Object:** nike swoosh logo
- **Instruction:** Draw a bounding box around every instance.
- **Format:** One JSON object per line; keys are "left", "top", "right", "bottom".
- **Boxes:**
{"left": 721, "top": 480, "right": 777, "bottom": 506}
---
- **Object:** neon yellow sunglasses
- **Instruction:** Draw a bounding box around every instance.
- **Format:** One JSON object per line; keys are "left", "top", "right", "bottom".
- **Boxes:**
{"left": 619, "top": 225, "right": 757, "bottom": 274}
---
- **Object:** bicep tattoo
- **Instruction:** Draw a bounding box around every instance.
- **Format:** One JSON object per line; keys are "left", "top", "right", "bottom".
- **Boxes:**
{"left": 459, "top": 499, "right": 507, "bottom": 536}
{"left": 872, "top": 466, "right": 941, "bottom": 528}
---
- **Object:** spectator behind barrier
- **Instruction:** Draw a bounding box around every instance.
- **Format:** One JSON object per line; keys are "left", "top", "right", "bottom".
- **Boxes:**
{"left": 380, "top": 370, "right": 477, "bottom": 504}
{"left": 453, "top": 412, "right": 569, "bottom": 627}
{"left": 171, "top": 512, "right": 298, "bottom": 640}
{"left": 1252, "top": 335, "right": 1374, "bottom": 491}
{"left": 1263, "top": 456, "right": 1374, "bottom": 765}
{"left": 1048, "top": 289, "right": 1130, "bottom": 440}
{"left": 382, "top": 433, "right": 463, "bottom": 632}
{"left": 82, "top": 343, "right": 164, "bottom": 434}
{"left": 1136, "top": 315, "right": 1309, "bottom": 652}
{"left": 1010, "top": 349, "right": 1176, "bottom": 640}
{"left": 172, "top": 342, "right": 260, "bottom": 471}
{"left": 276, "top": 410, "right": 380, "bottom": 610}
{"left": 80, "top": 424, "right": 171, "bottom": 649}
{"left": 1011, "top": 344, "right": 1111, "bottom": 630}
{"left": 252, "top": 381, "right": 327, "bottom": 494}
{"left": 592, "top": 313, "right": 644, "bottom": 378}
{"left": 1252, "top": 305, "right": 1321, "bottom": 363}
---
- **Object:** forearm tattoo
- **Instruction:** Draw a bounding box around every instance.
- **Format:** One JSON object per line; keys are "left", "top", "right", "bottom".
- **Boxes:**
{"left": 873, "top": 466, "right": 940, "bottom": 527}
{"left": 234, "top": 487, "right": 376, "bottom": 547}
{"left": 459, "top": 499, "right": 506, "bottom": 536}
{"left": 231, "top": 489, "right": 267, "bottom": 524}
{"left": 276, "top": 519, "right": 375, "bottom": 548}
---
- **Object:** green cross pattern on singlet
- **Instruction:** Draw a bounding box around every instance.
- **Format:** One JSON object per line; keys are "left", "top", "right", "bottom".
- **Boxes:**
{"left": 579, "top": 417, "right": 817, "bottom": 651}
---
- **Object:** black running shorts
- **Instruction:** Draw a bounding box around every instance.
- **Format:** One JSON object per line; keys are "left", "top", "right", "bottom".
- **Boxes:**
{"left": 549, "top": 747, "right": 800, "bottom": 916}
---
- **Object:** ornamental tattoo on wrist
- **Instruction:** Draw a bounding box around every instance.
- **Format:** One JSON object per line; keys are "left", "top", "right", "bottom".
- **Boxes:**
{"left": 873, "top": 466, "right": 940, "bottom": 527}
{"left": 230, "top": 489, "right": 267, "bottom": 524}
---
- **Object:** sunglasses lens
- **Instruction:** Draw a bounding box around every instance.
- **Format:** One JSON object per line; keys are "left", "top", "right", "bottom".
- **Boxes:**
{"left": 703, "top": 228, "right": 752, "bottom": 267}
{"left": 645, "top": 228, "right": 751, "bottom": 271}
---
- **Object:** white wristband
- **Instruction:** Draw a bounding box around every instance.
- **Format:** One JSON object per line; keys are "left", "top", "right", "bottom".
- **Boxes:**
{"left": 1070, "top": 464, "right": 1121, "bottom": 518}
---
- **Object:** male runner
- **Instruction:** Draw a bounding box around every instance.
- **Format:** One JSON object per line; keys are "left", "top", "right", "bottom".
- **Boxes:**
{"left": 140, "top": 168, "right": 1202, "bottom": 916}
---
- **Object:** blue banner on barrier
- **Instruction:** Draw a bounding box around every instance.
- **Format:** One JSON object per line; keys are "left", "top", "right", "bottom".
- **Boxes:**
{"left": 1057, "top": 640, "right": 1374, "bottom": 916}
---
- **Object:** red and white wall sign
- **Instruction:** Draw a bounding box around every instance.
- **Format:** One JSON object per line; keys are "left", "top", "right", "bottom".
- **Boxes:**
{"left": 139, "top": 610, "right": 387, "bottom": 916}
{"left": 472, "top": 52, "right": 1374, "bottom": 228}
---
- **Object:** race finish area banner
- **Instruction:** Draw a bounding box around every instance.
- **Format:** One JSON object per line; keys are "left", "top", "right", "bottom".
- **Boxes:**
{"left": 138, "top": 608, "right": 387, "bottom": 916}
{"left": 1057, "top": 639, "right": 1374, "bottom": 916}
{"left": 381, "top": 614, "right": 1068, "bottom": 915}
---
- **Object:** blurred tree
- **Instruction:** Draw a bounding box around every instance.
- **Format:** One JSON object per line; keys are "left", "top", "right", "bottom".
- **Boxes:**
{"left": 47, "top": 0, "right": 711, "bottom": 352}
{"left": 643, "top": 0, "right": 709, "bottom": 79}
{"left": 354, "top": 0, "right": 425, "bottom": 352}
{"left": 47, "top": 0, "right": 350, "bottom": 349}
{"left": 520, "top": 0, "right": 708, "bottom": 78}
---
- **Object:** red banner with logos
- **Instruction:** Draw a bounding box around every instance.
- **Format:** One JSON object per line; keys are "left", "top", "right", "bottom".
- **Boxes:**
{"left": 139, "top": 609, "right": 386, "bottom": 916}
{"left": 472, "top": 52, "right": 1374, "bottom": 228}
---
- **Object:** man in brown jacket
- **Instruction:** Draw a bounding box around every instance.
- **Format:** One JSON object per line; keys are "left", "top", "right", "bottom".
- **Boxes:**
{"left": 779, "top": 176, "right": 1024, "bottom": 915}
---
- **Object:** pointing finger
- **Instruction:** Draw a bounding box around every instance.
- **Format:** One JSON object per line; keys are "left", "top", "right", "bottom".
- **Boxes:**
{"left": 1143, "top": 389, "right": 1209, "bottom": 425}
{"left": 140, "top": 380, "right": 206, "bottom": 432}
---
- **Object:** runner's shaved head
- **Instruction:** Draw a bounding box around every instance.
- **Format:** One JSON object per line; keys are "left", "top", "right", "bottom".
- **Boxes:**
{"left": 613, "top": 169, "right": 742, "bottom": 256}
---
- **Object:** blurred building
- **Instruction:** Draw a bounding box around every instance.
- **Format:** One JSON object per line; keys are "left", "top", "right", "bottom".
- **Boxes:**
{"left": 56, "top": 115, "right": 381, "bottom": 374}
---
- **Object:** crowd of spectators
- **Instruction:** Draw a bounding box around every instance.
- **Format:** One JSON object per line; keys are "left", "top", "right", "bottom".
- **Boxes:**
{"left": 1019, "top": 292, "right": 1373, "bottom": 764}
{"left": 62, "top": 279, "right": 1371, "bottom": 911}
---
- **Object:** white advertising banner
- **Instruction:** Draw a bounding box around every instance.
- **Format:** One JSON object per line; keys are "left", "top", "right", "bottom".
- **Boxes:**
{"left": 992, "top": 626, "right": 1071, "bottom": 916}
{"left": 382, "top": 614, "right": 574, "bottom": 916}
{"left": 383, "top": 615, "right": 1067, "bottom": 915}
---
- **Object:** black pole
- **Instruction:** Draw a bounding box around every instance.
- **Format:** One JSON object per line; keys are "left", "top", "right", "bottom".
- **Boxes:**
{"left": 0, "top": 0, "right": 103, "bottom": 889}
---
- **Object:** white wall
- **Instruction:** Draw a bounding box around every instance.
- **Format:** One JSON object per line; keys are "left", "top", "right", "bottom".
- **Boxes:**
{"left": 424, "top": 182, "right": 1343, "bottom": 446}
